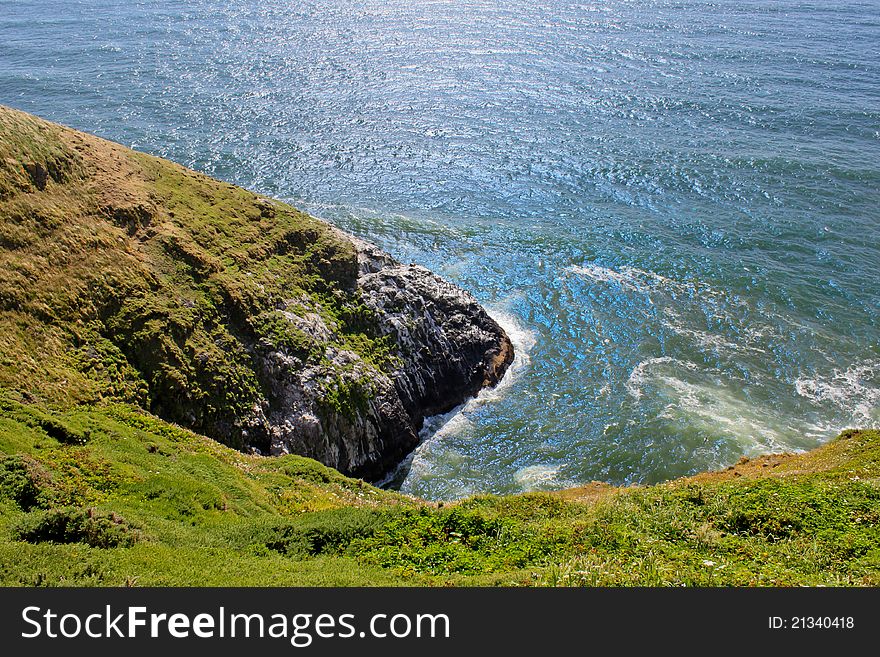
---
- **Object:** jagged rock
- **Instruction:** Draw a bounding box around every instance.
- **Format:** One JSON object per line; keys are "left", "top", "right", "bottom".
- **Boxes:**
{"left": 255, "top": 235, "right": 513, "bottom": 481}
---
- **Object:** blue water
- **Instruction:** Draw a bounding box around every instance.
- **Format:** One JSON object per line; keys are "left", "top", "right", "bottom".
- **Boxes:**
{"left": 2, "top": 0, "right": 879, "bottom": 499}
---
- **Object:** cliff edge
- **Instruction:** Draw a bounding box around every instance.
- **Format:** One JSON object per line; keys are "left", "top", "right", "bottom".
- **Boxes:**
{"left": 0, "top": 105, "right": 512, "bottom": 480}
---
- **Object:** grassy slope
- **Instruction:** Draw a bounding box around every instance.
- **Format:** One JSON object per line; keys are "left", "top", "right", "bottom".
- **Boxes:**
{"left": 0, "top": 105, "right": 389, "bottom": 449}
{"left": 0, "top": 397, "right": 418, "bottom": 586}
{"left": 1, "top": 106, "right": 878, "bottom": 586}
{"left": 1, "top": 396, "right": 878, "bottom": 586}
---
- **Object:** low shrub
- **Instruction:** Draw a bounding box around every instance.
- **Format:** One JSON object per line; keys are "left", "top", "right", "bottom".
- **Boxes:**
{"left": 12, "top": 507, "right": 145, "bottom": 548}
{"left": 230, "top": 508, "right": 384, "bottom": 557}
{"left": 0, "top": 454, "right": 52, "bottom": 510}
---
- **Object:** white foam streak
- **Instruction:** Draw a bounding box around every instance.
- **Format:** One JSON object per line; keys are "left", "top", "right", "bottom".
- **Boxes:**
{"left": 795, "top": 361, "right": 880, "bottom": 427}
{"left": 625, "top": 356, "right": 830, "bottom": 455}
{"left": 569, "top": 262, "right": 769, "bottom": 358}
{"left": 567, "top": 262, "right": 695, "bottom": 295}
{"left": 626, "top": 356, "right": 698, "bottom": 400}
{"left": 566, "top": 263, "right": 646, "bottom": 291}
{"left": 394, "top": 309, "right": 537, "bottom": 491}
{"left": 513, "top": 464, "right": 560, "bottom": 490}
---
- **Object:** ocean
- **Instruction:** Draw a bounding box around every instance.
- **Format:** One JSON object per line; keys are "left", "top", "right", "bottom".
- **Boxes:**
{"left": 1, "top": 0, "right": 878, "bottom": 499}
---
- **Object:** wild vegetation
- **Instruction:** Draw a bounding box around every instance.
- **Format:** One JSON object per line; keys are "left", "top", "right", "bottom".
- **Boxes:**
{"left": 0, "top": 395, "right": 877, "bottom": 586}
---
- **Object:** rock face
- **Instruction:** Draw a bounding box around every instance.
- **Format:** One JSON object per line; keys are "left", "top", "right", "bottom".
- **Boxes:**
{"left": 252, "top": 235, "right": 513, "bottom": 481}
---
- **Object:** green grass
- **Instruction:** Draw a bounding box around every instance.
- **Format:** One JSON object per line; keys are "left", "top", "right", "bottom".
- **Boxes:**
{"left": 0, "top": 394, "right": 877, "bottom": 586}
{"left": 0, "top": 396, "right": 424, "bottom": 586}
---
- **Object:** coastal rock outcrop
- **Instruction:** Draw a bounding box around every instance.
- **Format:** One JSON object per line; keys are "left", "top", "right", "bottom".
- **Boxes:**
{"left": 253, "top": 235, "right": 513, "bottom": 481}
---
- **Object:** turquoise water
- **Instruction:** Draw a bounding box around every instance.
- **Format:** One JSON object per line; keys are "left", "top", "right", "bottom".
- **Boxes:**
{"left": 1, "top": 0, "right": 878, "bottom": 499}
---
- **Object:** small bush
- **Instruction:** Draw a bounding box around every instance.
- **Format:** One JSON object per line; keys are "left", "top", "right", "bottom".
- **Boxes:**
{"left": 275, "top": 457, "right": 339, "bottom": 485}
{"left": 234, "top": 508, "right": 384, "bottom": 557}
{"left": 714, "top": 481, "right": 821, "bottom": 541}
{"left": 37, "top": 417, "right": 89, "bottom": 445}
{"left": 0, "top": 455, "right": 52, "bottom": 510}
{"left": 12, "top": 507, "right": 144, "bottom": 548}
{"left": 135, "top": 475, "right": 226, "bottom": 518}
{"left": 0, "top": 399, "right": 89, "bottom": 445}
{"left": 350, "top": 507, "right": 554, "bottom": 575}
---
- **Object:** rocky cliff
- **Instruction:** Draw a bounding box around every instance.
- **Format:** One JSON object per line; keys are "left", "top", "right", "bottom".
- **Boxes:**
{"left": 0, "top": 105, "right": 512, "bottom": 480}
{"left": 251, "top": 235, "right": 513, "bottom": 480}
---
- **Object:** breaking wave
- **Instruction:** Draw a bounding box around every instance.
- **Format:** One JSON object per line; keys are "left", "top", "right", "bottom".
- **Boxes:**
{"left": 383, "top": 309, "right": 538, "bottom": 492}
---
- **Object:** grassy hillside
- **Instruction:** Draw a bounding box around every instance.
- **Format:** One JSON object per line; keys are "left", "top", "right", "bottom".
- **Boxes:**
{"left": 1, "top": 395, "right": 878, "bottom": 586}
{"left": 0, "top": 105, "right": 388, "bottom": 452}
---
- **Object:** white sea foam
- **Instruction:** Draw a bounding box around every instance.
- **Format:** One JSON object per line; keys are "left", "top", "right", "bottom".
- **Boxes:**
{"left": 481, "top": 309, "right": 537, "bottom": 396}
{"left": 625, "top": 357, "right": 830, "bottom": 455}
{"left": 795, "top": 360, "right": 880, "bottom": 427}
{"left": 654, "top": 374, "right": 789, "bottom": 453}
{"left": 395, "top": 309, "right": 538, "bottom": 490}
{"left": 660, "top": 307, "right": 767, "bottom": 356}
{"left": 421, "top": 413, "right": 474, "bottom": 443}
{"left": 625, "top": 356, "right": 699, "bottom": 400}
{"left": 513, "top": 464, "right": 561, "bottom": 491}
{"left": 567, "top": 262, "right": 744, "bottom": 310}
{"left": 567, "top": 262, "right": 678, "bottom": 290}
{"left": 570, "top": 262, "right": 770, "bottom": 360}
{"left": 566, "top": 263, "right": 646, "bottom": 291}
